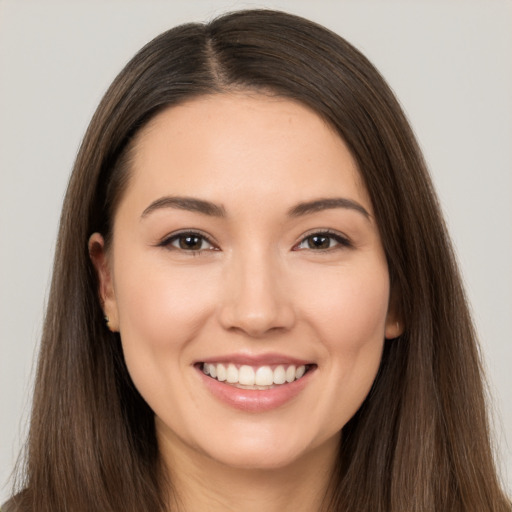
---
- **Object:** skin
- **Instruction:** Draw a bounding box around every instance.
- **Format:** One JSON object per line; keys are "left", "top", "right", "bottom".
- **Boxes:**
{"left": 90, "top": 93, "right": 401, "bottom": 511}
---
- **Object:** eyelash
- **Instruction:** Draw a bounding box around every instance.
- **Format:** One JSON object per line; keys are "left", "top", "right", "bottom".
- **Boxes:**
{"left": 293, "top": 230, "right": 352, "bottom": 252}
{"left": 158, "top": 230, "right": 218, "bottom": 255}
{"left": 158, "top": 229, "right": 352, "bottom": 254}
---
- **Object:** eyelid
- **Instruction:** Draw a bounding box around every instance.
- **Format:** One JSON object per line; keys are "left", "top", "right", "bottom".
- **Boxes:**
{"left": 293, "top": 229, "right": 352, "bottom": 251}
{"left": 155, "top": 228, "right": 351, "bottom": 252}
{"left": 157, "top": 229, "right": 219, "bottom": 251}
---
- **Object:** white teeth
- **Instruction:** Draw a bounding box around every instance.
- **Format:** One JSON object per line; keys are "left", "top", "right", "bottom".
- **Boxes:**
{"left": 255, "top": 366, "right": 273, "bottom": 386}
{"left": 203, "top": 362, "right": 309, "bottom": 387}
{"left": 238, "top": 365, "right": 255, "bottom": 385}
{"left": 216, "top": 363, "right": 227, "bottom": 382}
{"left": 273, "top": 365, "right": 286, "bottom": 385}
{"left": 226, "top": 363, "right": 238, "bottom": 383}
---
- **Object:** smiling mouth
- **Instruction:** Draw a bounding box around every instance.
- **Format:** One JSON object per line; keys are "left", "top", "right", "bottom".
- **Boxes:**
{"left": 199, "top": 362, "right": 314, "bottom": 390}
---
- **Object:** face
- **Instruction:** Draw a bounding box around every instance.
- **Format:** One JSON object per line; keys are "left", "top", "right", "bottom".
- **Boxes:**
{"left": 90, "top": 93, "right": 400, "bottom": 472}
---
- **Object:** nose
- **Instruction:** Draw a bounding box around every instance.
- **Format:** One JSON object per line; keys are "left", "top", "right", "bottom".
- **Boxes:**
{"left": 218, "top": 248, "right": 296, "bottom": 338}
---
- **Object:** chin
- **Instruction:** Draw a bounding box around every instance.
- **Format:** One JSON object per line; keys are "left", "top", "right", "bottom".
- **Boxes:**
{"left": 205, "top": 444, "right": 306, "bottom": 471}
{"left": 195, "top": 425, "right": 333, "bottom": 472}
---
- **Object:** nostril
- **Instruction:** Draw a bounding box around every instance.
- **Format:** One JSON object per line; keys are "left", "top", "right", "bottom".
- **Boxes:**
{"left": 218, "top": 304, "right": 296, "bottom": 338}
{"left": 217, "top": 268, "right": 296, "bottom": 336}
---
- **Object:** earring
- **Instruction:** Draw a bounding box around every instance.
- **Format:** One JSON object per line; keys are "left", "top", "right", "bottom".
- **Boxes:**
{"left": 104, "top": 314, "right": 111, "bottom": 329}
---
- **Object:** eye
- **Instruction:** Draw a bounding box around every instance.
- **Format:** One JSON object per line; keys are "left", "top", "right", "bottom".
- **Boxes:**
{"left": 159, "top": 231, "right": 217, "bottom": 252}
{"left": 294, "top": 231, "right": 351, "bottom": 251}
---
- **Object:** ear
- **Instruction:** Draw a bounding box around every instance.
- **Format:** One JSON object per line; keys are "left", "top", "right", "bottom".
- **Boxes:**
{"left": 88, "top": 233, "right": 119, "bottom": 332}
{"left": 384, "top": 284, "right": 404, "bottom": 340}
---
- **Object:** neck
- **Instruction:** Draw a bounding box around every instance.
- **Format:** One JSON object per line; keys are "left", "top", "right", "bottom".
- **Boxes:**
{"left": 158, "top": 429, "right": 339, "bottom": 512}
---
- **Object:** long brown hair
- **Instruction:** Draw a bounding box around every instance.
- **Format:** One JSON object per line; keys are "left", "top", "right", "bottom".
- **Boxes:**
{"left": 9, "top": 9, "right": 510, "bottom": 511}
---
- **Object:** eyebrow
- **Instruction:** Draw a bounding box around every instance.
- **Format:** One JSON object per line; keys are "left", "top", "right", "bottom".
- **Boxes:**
{"left": 140, "top": 195, "right": 370, "bottom": 220}
{"left": 141, "top": 196, "right": 226, "bottom": 218}
{"left": 287, "top": 198, "right": 370, "bottom": 219}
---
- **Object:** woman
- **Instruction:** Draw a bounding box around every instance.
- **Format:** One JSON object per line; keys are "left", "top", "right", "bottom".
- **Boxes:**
{"left": 6, "top": 9, "right": 510, "bottom": 512}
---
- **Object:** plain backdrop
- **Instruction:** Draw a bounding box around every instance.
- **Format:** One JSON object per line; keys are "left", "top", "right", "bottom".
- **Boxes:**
{"left": 0, "top": 0, "right": 511, "bottom": 502}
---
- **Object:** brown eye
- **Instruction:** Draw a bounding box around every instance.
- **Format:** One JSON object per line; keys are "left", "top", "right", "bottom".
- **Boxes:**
{"left": 295, "top": 231, "right": 352, "bottom": 251}
{"left": 161, "top": 231, "right": 216, "bottom": 252}
{"left": 306, "top": 235, "right": 331, "bottom": 249}
{"left": 178, "top": 234, "right": 204, "bottom": 250}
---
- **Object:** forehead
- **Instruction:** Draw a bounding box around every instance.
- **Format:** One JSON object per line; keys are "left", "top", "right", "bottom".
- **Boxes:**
{"left": 123, "top": 92, "right": 371, "bottom": 215}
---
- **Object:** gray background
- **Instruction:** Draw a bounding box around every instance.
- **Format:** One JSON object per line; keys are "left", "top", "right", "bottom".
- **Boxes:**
{"left": 1, "top": 0, "right": 511, "bottom": 501}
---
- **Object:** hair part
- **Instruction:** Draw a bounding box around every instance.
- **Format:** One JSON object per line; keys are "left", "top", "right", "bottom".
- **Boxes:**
{"left": 9, "top": 9, "right": 510, "bottom": 512}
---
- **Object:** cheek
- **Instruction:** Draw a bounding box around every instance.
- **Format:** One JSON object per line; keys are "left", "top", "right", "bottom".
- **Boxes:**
{"left": 111, "top": 255, "right": 222, "bottom": 420}
{"left": 116, "top": 256, "right": 215, "bottom": 332}
{"left": 298, "top": 261, "right": 390, "bottom": 347}
{"left": 111, "top": 254, "right": 220, "bottom": 378}
{"left": 294, "top": 260, "right": 389, "bottom": 418}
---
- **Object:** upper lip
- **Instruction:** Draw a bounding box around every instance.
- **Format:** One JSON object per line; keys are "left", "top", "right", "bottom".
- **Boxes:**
{"left": 198, "top": 352, "right": 314, "bottom": 367}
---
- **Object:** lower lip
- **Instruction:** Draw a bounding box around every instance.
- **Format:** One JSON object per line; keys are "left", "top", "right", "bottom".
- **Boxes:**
{"left": 197, "top": 366, "right": 315, "bottom": 413}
